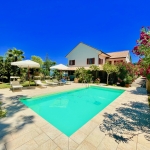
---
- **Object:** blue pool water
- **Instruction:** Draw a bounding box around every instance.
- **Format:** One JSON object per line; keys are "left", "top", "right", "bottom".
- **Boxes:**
{"left": 21, "top": 86, "right": 124, "bottom": 136}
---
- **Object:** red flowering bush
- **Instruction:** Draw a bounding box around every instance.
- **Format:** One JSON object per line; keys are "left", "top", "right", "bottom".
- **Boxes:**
{"left": 115, "top": 62, "right": 137, "bottom": 80}
{"left": 132, "top": 27, "right": 150, "bottom": 80}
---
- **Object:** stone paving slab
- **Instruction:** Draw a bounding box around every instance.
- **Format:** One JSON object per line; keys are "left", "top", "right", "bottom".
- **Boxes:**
{"left": 0, "top": 82, "right": 150, "bottom": 150}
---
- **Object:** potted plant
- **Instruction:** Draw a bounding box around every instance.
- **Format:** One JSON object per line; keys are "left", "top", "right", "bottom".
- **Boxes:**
{"left": 95, "top": 78, "right": 100, "bottom": 84}
{"left": 124, "top": 75, "right": 132, "bottom": 87}
{"left": 74, "top": 78, "right": 79, "bottom": 83}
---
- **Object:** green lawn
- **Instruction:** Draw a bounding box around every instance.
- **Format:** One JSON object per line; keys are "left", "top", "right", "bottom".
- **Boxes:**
{"left": 0, "top": 83, "right": 11, "bottom": 89}
{"left": 0, "top": 81, "right": 37, "bottom": 89}
{"left": 22, "top": 81, "right": 36, "bottom": 87}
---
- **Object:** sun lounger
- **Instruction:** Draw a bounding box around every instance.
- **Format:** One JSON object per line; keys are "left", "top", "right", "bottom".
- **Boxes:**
{"left": 45, "top": 80, "right": 58, "bottom": 86}
{"left": 60, "top": 79, "right": 71, "bottom": 85}
{"left": 66, "top": 81, "right": 71, "bottom": 85}
{"left": 34, "top": 80, "right": 47, "bottom": 88}
{"left": 53, "top": 79, "right": 64, "bottom": 85}
{"left": 11, "top": 81, "right": 23, "bottom": 91}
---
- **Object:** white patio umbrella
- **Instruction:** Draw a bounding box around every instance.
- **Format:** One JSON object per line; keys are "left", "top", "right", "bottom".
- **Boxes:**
{"left": 50, "top": 64, "right": 69, "bottom": 78}
{"left": 50, "top": 64, "right": 69, "bottom": 70}
{"left": 11, "top": 60, "right": 40, "bottom": 86}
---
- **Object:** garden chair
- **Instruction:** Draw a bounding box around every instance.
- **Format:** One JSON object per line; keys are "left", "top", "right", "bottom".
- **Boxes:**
{"left": 11, "top": 81, "right": 23, "bottom": 91}
{"left": 45, "top": 80, "right": 58, "bottom": 86}
{"left": 34, "top": 80, "right": 47, "bottom": 88}
{"left": 60, "top": 78, "right": 71, "bottom": 85}
{"left": 53, "top": 79, "right": 64, "bottom": 85}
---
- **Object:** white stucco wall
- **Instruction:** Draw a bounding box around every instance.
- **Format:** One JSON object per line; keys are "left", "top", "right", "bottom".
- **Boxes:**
{"left": 126, "top": 53, "right": 131, "bottom": 63}
{"left": 66, "top": 43, "right": 105, "bottom": 67}
{"left": 99, "top": 54, "right": 106, "bottom": 64}
{"left": 106, "top": 58, "right": 126, "bottom": 64}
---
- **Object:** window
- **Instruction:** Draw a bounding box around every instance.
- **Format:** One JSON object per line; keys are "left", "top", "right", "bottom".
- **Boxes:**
{"left": 108, "top": 61, "right": 112, "bottom": 64}
{"left": 99, "top": 58, "right": 103, "bottom": 64}
{"left": 114, "top": 60, "right": 123, "bottom": 64}
{"left": 87, "top": 58, "right": 95, "bottom": 64}
{"left": 69, "top": 60, "right": 75, "bottom": 65}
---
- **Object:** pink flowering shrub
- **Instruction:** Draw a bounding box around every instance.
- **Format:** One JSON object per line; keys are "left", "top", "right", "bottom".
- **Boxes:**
{"left": 132, "top": 27, "right": 150, "bottom": 80}
{"left": 115, "top": 62, "right": 138, "bottom": 80}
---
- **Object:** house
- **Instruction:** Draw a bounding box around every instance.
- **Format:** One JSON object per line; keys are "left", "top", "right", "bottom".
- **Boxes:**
{"left": 106, "top": 51, "right": 131, "bottom": 65}
{"left": 65, "top": 42, "right": 131, "bottom": 82}
{"left": 66, "top": 42, "right": 131, "bottom": 69}
{"left": 66, "top": 42, "right": 110, "bottom": 70}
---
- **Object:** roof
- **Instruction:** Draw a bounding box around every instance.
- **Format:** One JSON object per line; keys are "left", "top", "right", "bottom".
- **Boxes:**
{"left": 65, "top": 42, "right": 110, "bottom": 57}
{"left": 107, "top": 50, "right": 129, "bottom": 59}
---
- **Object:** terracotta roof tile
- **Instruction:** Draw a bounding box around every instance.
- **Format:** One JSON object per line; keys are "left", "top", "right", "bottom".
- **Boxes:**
{"left": 107, "top": 50, "right": 129, "bottom": 58}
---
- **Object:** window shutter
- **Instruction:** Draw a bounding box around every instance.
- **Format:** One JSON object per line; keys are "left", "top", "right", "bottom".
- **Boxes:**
{"left": 93, "top": 58, "right": 95, "bottom": 64}
{"left": 98, "top": 58, "right": 100, "bottom": 64}
{"left": 73, "top": 60, "right": 75, "bottom": 65}
{"left": 87, "top": 59, "right": 88, "bottom": 64}
{"left": 99, "top": 58, "right": 101, "bottom": 64}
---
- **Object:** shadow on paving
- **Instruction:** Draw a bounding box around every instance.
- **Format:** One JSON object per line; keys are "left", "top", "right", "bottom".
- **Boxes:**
{"left": 0, "top": 94, "right": 3, "bottom": 100}
{"left": 0, "top": 94, "right": 35, "bottom": 149}
{"left": 99, "top": 91, "right": 150, "bottom": 143}
{"left": 129, "top": 87, "right": 147, "bottom": 95}
{"left": 136, "top": 78, "right": 146, "bottom": 87}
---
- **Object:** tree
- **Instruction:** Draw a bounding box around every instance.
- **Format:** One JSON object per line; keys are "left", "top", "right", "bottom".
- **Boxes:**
{"left": 0, "top": 56, "right": 7, "bottom": 82}
{"left": 74, "top": 67, "right": 92, "bottom": 83}
{"left": 132, "top": 27, "right": 150, "bottom": 80}
{"left": 103, "top": 63, "right": 119, "bottom": 84}
{"left": 31, "top": 55, "right": 43, "bottom": 78}
{"left": 6, "top": 48, "right": 24, "bottom": 62}
{"left": 89, "top": 65, "right": 100, "bottom": 80}
{"left": 43, "top": 54, "right": 56, "bottom": 76}
{"left": 31, "top": 55, "right": 43, "bottom": 66}
{"left": 5, "top": 48, "right": 25, "bottom": 79}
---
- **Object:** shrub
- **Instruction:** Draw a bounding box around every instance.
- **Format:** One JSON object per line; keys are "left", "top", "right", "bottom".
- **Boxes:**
{"left": 124, "top": 75, "right": 133, "bottom": 84}
{"left": 132, "top": 27, "right": 150, "bottom": 80}
{"left": 0, "top": 102, "right": 6, "bottom": 118}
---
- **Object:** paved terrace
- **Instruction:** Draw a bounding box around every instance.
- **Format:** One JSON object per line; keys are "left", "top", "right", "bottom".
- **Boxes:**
{"left": 0, "top": 81, "right": 150, "bottom": 150}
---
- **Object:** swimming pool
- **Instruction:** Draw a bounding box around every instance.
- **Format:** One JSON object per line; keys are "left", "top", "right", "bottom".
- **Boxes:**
{"left": 21, "top": 86, "right": 124, "bottom": 136}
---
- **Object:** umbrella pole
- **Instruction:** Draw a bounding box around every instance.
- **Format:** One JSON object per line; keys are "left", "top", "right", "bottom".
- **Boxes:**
{"left": 28, "top": 66, "right": 30, "bottom": 87}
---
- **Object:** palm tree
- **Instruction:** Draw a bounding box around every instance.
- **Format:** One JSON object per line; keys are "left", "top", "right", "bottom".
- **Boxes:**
{"left": 89, "top": 65, "right": 100, "bottom": 80}
{"left": 6, "top": 48, "right": 25, "bottom": 62}
{"left": 5, "top": 48, "right": 25, "bottom": 78}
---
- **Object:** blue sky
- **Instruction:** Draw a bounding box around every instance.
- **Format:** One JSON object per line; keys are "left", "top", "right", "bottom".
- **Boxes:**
{"left": 0, "top": 0, "right": 150, "bottom": 64}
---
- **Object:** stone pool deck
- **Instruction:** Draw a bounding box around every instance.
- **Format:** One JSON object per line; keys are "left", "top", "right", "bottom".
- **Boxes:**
{"left": 0, "top": 82, "right": 150, "bottom": 150}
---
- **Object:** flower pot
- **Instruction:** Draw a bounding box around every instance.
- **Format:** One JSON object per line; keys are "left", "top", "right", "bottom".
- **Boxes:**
{"left": 146, "top": 79, "right": 150, "bottom": 93}
{"left": 74, "top": 78, "right": 79, "bottom": 83}
{"left": 125, "top": 84, "right": 130, "bottom": 88}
